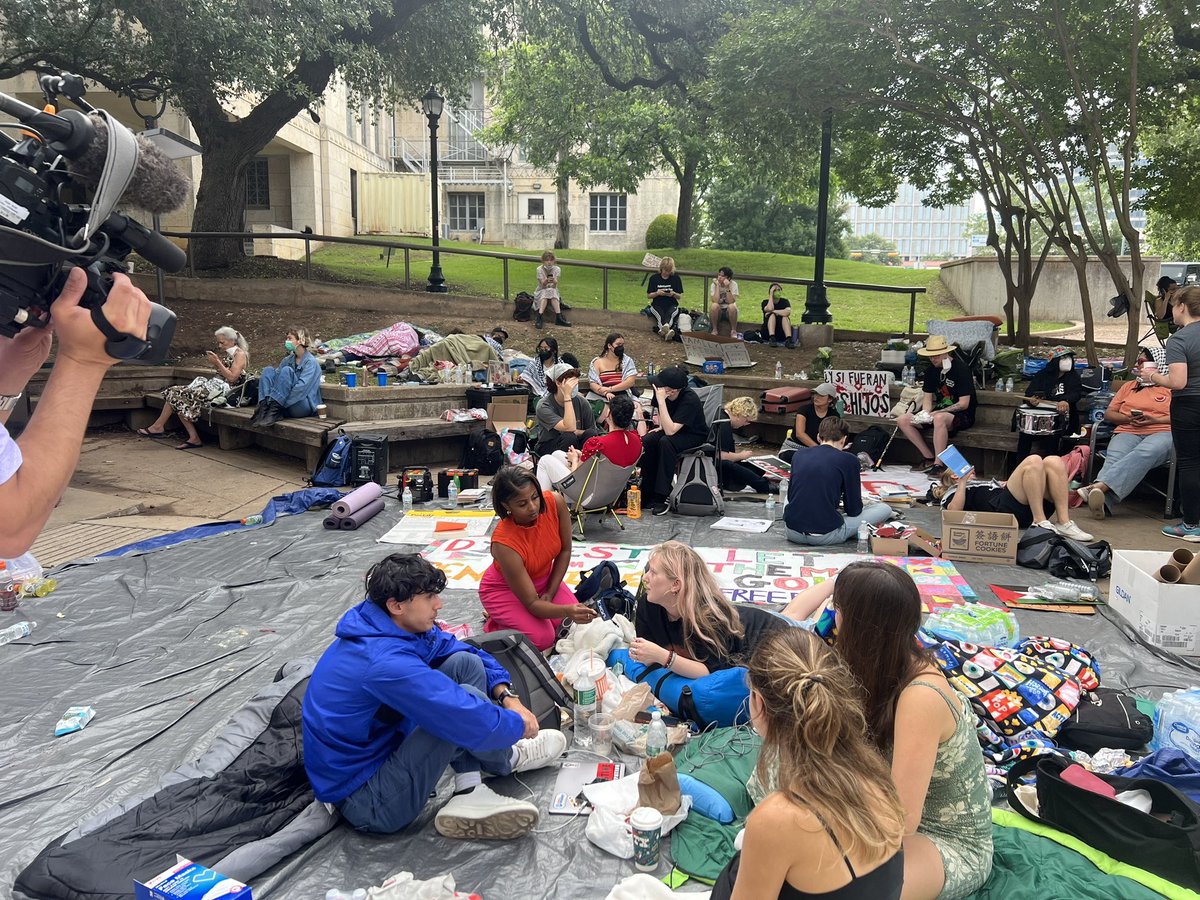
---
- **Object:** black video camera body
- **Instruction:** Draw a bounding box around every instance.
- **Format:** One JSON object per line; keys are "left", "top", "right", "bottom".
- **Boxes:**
{"left": 0, "top": 74, "right": 187, "bottom": 363}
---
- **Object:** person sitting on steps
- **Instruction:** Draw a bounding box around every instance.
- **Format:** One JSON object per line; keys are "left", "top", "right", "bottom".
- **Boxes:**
{"left": 301, "top": 553, "right": 567, "bottom": 839}
{"left": 534, "top": 250, "right": 570, "bottom": 329}
{"left": 709, "top": 266, "right": 740, "bottom": 336}
{"left": 716, "top": 396, "right": 773, "bottom": 494}
{"left": 251, "top": 326, "right": 322, "bottom": 427}
{"left": 894, "top": 336, "right": 976, "bottom": 476}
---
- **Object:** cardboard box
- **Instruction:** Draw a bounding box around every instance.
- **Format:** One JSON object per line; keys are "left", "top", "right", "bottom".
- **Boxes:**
{"left": 940, "top": 510, "right": 1019, "bottom": 564}
{"left": 682, "top": 332, "right": 756, "bottom": 369}
{"left": 871, "top": 525, "right": 941, "bottom": 557}
{"left": 1110, "top": 549, "right": 1200, "bottom": 654}
{"left": 135, "top": 857, "right": 251, "bottom": 900}
{"left": 487, "top": 395, "right": 527, "bottom": 433}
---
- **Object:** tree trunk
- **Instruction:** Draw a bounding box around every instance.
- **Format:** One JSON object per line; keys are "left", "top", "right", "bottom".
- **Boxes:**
{"left": 674, "top": 155, "right": 698, "bottom": 249}
{"left": 189, "top": 131, "right": 255, "bottom": 271}
{"left": 555, "top": 159, "right": 570, "bottom": 249}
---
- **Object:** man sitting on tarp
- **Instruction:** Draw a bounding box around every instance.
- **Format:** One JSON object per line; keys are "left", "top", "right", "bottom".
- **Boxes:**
{"left": 302, "top": 553, "right": 567, "bottom": 838}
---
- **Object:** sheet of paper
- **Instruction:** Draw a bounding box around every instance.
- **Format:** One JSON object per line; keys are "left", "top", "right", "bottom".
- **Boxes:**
{"left": 378, "top": 510, "right": 495, "bottom": 544}
{"left": 710, "top": 516, "right": 774, "bottom": 533}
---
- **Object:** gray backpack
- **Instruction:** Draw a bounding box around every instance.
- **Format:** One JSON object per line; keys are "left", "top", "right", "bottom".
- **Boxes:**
{"left": 669, "top": 452, "right": 724, "bottom": 517}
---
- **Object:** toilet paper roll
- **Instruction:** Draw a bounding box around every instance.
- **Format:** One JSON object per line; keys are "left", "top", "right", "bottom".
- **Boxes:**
{"left": 1172, "top": 548, "right": 1194, "bottom": 568}
{"left": 338, "top": 497, "right": 386, "bottom": 530}
{"left": 1180, "top": 554, "right": 1200, "bottom": 585}
{"left": 332, "top": 482, "right": 384, "bottom": 518}
{"left": 1154, "top": 563, "right": 1182, "bottom": 584}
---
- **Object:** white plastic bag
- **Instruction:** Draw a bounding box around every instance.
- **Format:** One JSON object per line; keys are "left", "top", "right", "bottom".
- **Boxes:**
{"left": 368, "top": 870, "right": 465, "bottom": 899}
{"left": 583, "top": 773, "right": 692, "bottom": 858}
{"left": 606, "top": 874, "right": 710, "bottom": 900}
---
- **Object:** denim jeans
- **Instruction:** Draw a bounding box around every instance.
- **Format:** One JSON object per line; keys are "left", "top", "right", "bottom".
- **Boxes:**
{"left": 1172, "top": 395, "right": 1200, "bottom": 526}
{"left": 1095, "top": 431, "right": 1173, "bottom": 506}
{"left": 784, "top": 502, "right": 894, "bottom": 546}
{"left": 337, "top": 652, "right": 513, "bottom": 834}
{"left": 258, "top": 366, "right": 317, "bottom": 417}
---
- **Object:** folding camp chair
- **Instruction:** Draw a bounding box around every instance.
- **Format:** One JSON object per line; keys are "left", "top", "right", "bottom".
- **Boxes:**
{"left": 554, "top": 454, "right": 639, "bottom": 538}
{"left": 1087, "top": 419, "right": 1177, "bottom": 518}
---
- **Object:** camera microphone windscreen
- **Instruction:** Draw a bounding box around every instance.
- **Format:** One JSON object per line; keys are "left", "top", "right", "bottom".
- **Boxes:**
{"left": 66, "top": 114, "right": 191, "bottom": 215}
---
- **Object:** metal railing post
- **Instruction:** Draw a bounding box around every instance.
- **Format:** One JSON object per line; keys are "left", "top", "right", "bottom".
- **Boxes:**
{"left": 404, "top": 249, "right": 411, "bottom": 289}
{"left": 304, "top": 236, "right": 311, "bottom": 280}
{"left": 603, "top": 267, "right": 609, "bottom": 311}
{"left": 908, "top": 291, "right": 917, "bottom": 338}
{"left": 503, "top": 258, "right": 509, "bottom": 301}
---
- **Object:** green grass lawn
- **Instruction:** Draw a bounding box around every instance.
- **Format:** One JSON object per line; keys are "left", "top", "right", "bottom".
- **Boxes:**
{"left": 313, "top": 236, "right": 1068, "bottom": 333}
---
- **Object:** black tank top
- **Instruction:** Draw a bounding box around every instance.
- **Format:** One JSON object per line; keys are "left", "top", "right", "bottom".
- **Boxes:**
{"left": 710, "top": 809, "right": 904, "bottom": 900}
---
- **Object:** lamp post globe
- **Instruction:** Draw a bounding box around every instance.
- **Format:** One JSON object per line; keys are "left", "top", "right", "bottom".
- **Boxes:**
{"left": 423, "top": 88, "right": 448, "bottom": 293}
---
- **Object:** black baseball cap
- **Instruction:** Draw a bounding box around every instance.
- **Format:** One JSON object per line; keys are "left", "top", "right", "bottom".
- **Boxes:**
{"left": 649, "top": 365, "right": 688, "bottom": 390}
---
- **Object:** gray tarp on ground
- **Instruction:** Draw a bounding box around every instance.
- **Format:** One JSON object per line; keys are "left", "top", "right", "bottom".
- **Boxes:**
{"left": 2, "top": 497, "right": 1196, "bottom": 898}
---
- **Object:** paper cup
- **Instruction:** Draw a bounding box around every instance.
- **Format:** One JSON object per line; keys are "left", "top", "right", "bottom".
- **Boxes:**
{"left": 316, "top": 404, "right": 328, "bottom": 420}
{"left": 630, "top": 806, "right": 664, "bottom": 871}
{"left": 377, "top": 371, "right": 388, "bottom": 386}
{"left": 588, "top": 712, "right": 614, "bottom": 756}
{"left": 345, "top": 372, "right": 358, "bottom": 388}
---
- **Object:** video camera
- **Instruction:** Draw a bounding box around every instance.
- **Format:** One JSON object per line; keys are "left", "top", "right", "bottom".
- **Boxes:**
{"left": 0, "top": 73, "right": 188, "bottom": 363}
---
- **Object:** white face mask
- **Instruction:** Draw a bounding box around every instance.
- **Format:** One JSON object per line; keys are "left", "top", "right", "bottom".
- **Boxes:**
{"left": 1058, "top": 357, "right": 1072, "bottom": 372}
{"left": 941, "top": 357, "right": 952, "bottom": 372}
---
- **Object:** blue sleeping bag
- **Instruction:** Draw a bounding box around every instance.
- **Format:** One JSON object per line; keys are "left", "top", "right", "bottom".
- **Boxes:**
{"left": 607, "top": 648, "right": 751, "bottom": 728}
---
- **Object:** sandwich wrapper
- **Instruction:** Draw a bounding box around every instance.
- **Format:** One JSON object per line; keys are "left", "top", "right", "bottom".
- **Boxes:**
{"left": 583, "top": 772, "right": 692, "bottom": 859}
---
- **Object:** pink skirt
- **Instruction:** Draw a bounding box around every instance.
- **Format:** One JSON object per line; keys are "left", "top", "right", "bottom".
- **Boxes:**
{"left": 480, "top": 564, "right": 577, "bottom": 651}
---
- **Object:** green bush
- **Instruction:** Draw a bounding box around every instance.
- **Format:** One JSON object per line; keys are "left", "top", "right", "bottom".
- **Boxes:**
{"left": 645, "top": 214, "right": 678, "bottom": 250}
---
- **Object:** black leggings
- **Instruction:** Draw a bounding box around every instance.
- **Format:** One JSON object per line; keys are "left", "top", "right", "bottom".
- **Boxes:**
{"left": 1172, "top": 394, "right": 1200, "bottom": 524}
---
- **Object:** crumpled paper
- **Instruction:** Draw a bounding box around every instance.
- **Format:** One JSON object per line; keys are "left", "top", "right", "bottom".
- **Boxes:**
{"left": 368, "top": 871, "right": 480, "bottom": 900}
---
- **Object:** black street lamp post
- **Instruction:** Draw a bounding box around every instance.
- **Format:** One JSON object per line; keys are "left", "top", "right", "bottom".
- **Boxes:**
{"left": 803, "top": 108, "right": 834, "bottom": 324}
{"left": 128, "top": 79, "right": 169, "bottom": 308}
{"left": 422, "top": 88, "right": 447, "bottom": 293}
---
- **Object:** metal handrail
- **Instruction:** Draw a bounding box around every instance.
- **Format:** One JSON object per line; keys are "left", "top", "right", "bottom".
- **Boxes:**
{"left": 162, "top": 230, "right": 929, "bottom": 334}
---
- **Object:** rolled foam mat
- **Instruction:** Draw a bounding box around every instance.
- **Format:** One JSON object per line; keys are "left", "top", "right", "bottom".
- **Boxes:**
{"left": 323, "top": 516, "right": 343, "bottom": 530}
{"left": 338, "top": 497, "right": 385, "bottom": 530}
{"left": 331, "top": 482, "right": 383, "bottom": 518}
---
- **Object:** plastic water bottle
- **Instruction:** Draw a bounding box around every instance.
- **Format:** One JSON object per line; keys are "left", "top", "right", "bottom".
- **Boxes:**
{"left": 0, "top": 620, "right": 35, "bottom": 646}
{"left": 402, "top": 484, "right": 413, "bottom": 513}
{"left": 1004, "top": 376, "right": 1014, "bottom": 393}
{"left": 1151, "top": 689, "right": 1200, "bottom": 761}
{"left": 856, "top": 521, "right": 870, "bottom": 554}
{"left": 627, "top": 484, "right": 642, "bottom": 519}
{"left": 646, "top": 362, "right": 656, "bottom": 378}
{"left": 645, "top": 708, "right": 668, "bottom": 758}
{"left": 924, "top": 604, "right": 1019, "bottom": 647}
{"left": 0, "top": 563, "right": 17, "bottom": 613}
{"left": 901, "top": 365, "right": 910, "bottom": 385}
{"left": 778, "top": 476, "right": 789, "bottom": 515}
{"left": 775, "top": 361, "right": 783, "bottom": 380}
{"left": 241, "top": 514, "right": 263, "bottom": 526}
{"left": 446, "top": 478, "right": 459, "bottom": 510}
{"left": 574, "top": 666, "right": 597, "bottom": 749}
{"left": 764, "top": 490, "right": 776, "bottom": 521}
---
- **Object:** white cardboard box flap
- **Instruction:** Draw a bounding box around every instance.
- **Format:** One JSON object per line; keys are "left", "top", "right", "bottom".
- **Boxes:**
{"left": 1110, "top": 549, "right": 1200, "bottom": 654}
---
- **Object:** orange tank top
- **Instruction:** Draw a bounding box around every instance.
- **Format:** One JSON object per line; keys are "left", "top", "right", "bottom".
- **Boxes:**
{"left": 490, "top": 490, "right": 563, "bottom": 581}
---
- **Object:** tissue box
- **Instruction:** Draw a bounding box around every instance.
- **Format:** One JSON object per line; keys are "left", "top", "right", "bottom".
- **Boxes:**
{"left": 134, "top": 857, "right": 251, "bottom": 900}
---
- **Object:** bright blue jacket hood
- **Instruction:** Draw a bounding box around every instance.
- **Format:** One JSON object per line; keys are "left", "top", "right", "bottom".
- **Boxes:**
{"left": 302, "top": 599, "right": 523, "bottom": 803}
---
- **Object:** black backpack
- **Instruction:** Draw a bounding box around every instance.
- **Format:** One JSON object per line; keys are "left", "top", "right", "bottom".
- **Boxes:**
{"left": 574, "top": 560, "right": 637, "bottom": 622}
{"left": 1048, "top": 536, "right": 1113, "bottom": 581}
{"left": 849, "top": 424, "right": 892, "bottom": 464}
{"left": 464, "top": 630, "right": 572, "bottom": 732}
{"left": 1016, "top": 525, "right": 1059, "bottom": 569}
{"left": 461, "top": 428, "right": 504, "bottom": 475}
{"left": 513, "top": 291, "right": 535, "bottom": 322}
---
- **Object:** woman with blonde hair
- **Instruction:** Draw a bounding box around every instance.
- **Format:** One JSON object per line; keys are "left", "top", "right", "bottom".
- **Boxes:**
{"left": 717, "top": 397, "right": 772, "bottom": 494}
{"left": 631, "top": 540, "right": 789, "bottom": 677}
{"left": 252, "top": 325, "right": 323, "bottom": 426}
{"left": 646, "top": 256, "right": 684, "bottom": 340}
{"left": 139, "top": 326, "right": 250, "bottom": 450}
{"left": 710, "top": 627, "right": 905, "bottom": 899}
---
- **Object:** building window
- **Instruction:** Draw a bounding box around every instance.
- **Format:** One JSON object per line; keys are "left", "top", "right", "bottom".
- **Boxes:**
{"left": 449, "top": 193, "right": 485, "bottom": 230}
{"left": 527, "top": 197, "right": 545, "bottom": 220}
{"left": 589, "top": 193, "right": 627, "bottom": 232}
{"left": 245, "top": 157, "right": 270, "bottom": 209}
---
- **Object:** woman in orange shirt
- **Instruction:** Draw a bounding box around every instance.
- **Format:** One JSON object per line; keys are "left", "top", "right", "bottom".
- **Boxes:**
{"left": 1077, "top": 346, "right": 1173, "bottom": 519}
{"left": 480, "top": 467, "right": 597, "bottom": 650}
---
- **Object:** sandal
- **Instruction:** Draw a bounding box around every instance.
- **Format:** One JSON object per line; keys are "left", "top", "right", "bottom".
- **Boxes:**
{"left": 175, "top": 440, "right": 202, "bottom": 450}
{"left": 137, "top": 428, "right": 170, "bottom": 438}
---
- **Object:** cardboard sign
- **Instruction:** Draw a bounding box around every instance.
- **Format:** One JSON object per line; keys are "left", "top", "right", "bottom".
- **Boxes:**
{"left": 1110, "top": 550, "right": 1200, "bottom": 653}
{"left": 823, "top": 369, "right": 894, "bottom": 416}
{"left": 682, "top": 332, "right": 756, "bottom": 369}
{"left": 940, "top": 510, "right": 1019, "bottom": 564}
{"left": 871, "top": 525, "right": 941, "bottom": 557}
{"left": 488, "top": 395, "right": 526, "bottom": 432}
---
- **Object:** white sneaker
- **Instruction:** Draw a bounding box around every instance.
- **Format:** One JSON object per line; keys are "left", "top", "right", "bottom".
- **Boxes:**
{"left": 1052, "top": 520, "right": 1094, "bottom": 542}
{"left": 434, "top": 783, "right": 539, "bottom": 840}
{"left": 1033, "top": 520, "right": 1056, "bottom": 531}
{"left": 511, "top": 729, "right": 567, "bottom": 773}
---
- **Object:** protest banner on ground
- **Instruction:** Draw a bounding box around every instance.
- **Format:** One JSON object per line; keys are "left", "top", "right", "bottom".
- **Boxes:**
{"left": 422, "top": 540, "right": 976, "bottom": 612}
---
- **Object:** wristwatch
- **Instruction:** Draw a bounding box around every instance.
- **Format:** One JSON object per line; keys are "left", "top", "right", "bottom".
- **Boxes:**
{"left": 0, "top": 392, "right": 22, "bottom": 413}
{"left": 496, "top": 687, "right": 521, "bottom": 704}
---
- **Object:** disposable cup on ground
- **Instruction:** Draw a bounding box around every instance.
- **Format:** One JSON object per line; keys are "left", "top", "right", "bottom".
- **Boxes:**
{"left": 630, "top": 806, "right": 664, "bottom": 871}
{"left": 588, "top": 712, "right": 614, "bottom": 756}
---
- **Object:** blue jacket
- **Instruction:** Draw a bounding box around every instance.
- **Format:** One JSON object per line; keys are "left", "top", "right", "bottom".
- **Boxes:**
{"left": 277, "top": 351, "right": 323, "bottom": 411}
{"left": 302, "top": 600, "right": 524, "bottom": 803}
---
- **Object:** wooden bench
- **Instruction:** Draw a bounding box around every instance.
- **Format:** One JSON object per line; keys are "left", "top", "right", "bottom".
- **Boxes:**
{"left": 145, "top": 395, "right": 480, "bottom": 471}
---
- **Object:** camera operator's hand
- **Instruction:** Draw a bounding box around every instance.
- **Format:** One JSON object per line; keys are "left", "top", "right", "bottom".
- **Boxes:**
{"left": 53, "top": 269, "right": 150, "bottom": 368}
{"left": 0, "top": 322, "right": 53, "bottom": 396}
